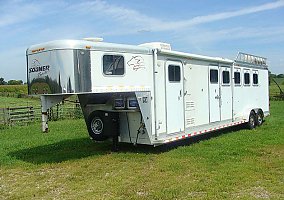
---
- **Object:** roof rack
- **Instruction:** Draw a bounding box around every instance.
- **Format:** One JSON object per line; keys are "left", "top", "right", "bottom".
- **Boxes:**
{"left": 235, "top": 52, "right": 267, "bottom": 67}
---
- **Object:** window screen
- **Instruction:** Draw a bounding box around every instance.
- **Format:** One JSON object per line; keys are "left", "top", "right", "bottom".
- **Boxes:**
{"left": 253, "top": 73, "right": 258, "bottom": 85}
{"left": 234, "top": 72, "right": 241, "bottom": 85}
{"left": 222, "top": 71, "right": 230, "bottom": 84}
{"left": 103, "top": 55, "right": 124, "bottom": 75}
{"left": 168, "top": 65, "right": 181, "bottom": 82}
{"left": 244, "top": 72, "right": 250, "bottom": 85}
{"left": 210, "top": 69, "right": 218, "bottom": 83}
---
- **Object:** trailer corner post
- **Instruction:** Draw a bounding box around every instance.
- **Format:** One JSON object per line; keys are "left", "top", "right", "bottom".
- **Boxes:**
{"left": 153, "top": 49, "right": 158, "bottom": 140}
{"left": 41, "top": 95, "right": 49, "bottom": 133}
{"left": 40, "top": 94, "right": 67, "bottom": 133}
{"left": 41, "top": 112, "right": 49, "bottom": 133}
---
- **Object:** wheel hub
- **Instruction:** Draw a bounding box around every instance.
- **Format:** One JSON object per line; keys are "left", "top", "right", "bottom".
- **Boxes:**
{"left": 250, "top": 116, "right": 255, "bottom": 126}
{"left": 91, "top": 118, "right": 103, "bottom": 134}
{"left": 257, "top": 115, "right": 263, "bottom": 124}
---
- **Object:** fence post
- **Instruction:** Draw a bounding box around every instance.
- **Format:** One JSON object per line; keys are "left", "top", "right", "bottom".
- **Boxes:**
{"left": 8, "top": 107, "right": 11, "bottom": 127}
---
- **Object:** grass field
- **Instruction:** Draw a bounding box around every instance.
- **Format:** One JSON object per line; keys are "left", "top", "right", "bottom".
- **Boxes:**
{"left": 0, "top": 101, "right": 283, "bottom": 199}
{"left": 0, "top": 96, "right": 40, "bottom": 108}
{"left": 270, "top": 78, "right": 284, "bottom": 99}
{"left": 0, "top": 85, "right": 27, "bottom": 94}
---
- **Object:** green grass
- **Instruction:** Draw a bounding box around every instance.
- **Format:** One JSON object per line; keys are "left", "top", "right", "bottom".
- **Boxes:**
{"left": 270, "top": 78, "right": 284, "bottom": 97}
{"left": 0, "top": 85, "right": 27, "bottom": 95}
{"left": 0, "top": 85, "right": 40, "bottom": 108}
{"left": 0, "top": 101, "right": 283, "bottom": 199}
{"left": 0, "top": 96, "right": 40, "bottom": 108}
{"left": 272, "top": 77, "right": 284, "bottom": 85}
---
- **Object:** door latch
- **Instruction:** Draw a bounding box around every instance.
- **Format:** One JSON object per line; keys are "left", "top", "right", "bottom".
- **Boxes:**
{"left": 215, "top": 95, "right": 220, "bottom": 99}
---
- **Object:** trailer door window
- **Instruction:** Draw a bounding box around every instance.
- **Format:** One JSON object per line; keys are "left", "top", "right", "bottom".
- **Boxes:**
{"left": 168, "top": 65, "right": 181, "bottom": 82}
{"left": 234, "top": 72, "right": 241, "bottom": 85}
{"left": 103, "top": 55, "right": 124, "bottom": 75}
{"left": 244, "top": 72, "right": 250, "bottom": 85}
{"left": 210, "top": 69, "right": 218, "bottom": 83}
{"left": 222, "top": 71, "right": 230, "bottom": 84}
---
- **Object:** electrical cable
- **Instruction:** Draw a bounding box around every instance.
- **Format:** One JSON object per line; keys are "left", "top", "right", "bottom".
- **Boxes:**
{"left": 126, "top": 112, "right": 132, "bottom": 143}
{"left": 135, "top": 112, "right": 143, "bottom": 145}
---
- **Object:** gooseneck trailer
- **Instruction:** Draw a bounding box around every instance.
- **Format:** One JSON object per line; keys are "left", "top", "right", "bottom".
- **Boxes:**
{"left": 27, "top": 39, "right": 269, "bottom": 147}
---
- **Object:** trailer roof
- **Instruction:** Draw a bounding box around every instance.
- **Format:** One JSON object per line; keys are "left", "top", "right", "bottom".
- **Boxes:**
{"left": 159, "top": 49, "right": 234, "bottom": 64}
{"left": 27, "top": 40, "right": 152, "bottom": 55}
{"left": 27, "top": 39, "right": 233, "bottom": 64}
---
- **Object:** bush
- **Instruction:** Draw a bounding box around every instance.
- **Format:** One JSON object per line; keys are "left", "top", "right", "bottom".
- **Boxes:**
{"left": 0, "top": 85, "right": 28, "bottom": 94}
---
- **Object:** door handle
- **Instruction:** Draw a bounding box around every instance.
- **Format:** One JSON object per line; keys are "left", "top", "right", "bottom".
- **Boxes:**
{"left": 215, "top": 95, "right": 220, "bottom": 99}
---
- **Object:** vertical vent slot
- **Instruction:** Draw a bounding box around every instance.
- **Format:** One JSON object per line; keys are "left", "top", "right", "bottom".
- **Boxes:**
{"left": 186, "top": 118, "right": 195, "bottom": 126}
{"left": 186, "top": 101, "right": 195, "bottom": 110}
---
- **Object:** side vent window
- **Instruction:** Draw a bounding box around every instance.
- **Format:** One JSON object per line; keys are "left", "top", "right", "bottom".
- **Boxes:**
{"left": 253, "top": 73, "right": 258, "bottom": 85}
{"left": 244, "top": 72, "right": 250, "bottom": 85}
{"left": 103, "top": 55, "right": 124, "bottom": 75}
{"left": 222, "top": 71, "right": 230, "bottom": 85}
{"left": 234, "top": 71, "right": 241, "bottom": 85}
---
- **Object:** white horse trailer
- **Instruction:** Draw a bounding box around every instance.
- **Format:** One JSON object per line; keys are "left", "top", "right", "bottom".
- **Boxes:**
{"left": 26, "top": 39, "right": 269, "bottom": 148}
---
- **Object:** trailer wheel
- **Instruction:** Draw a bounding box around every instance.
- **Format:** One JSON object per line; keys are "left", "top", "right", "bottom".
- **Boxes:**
{"left": 247, "top": 111, "right": 256, "bottom": 129}
{"left": 256, "top": 110, "right": 264, "bottom": 126}
{"left": 87, "top": 111, "right": 108, "bottom": 141}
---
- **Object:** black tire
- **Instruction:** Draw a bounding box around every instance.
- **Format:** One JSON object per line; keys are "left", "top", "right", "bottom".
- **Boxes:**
{"left": 87, "top": 111, "right": 108, "bottom": 141}
{"left": 256, "top": 110, "right": 264, "bottom": 126}
{"left": 247, "top": 111, "right": 256, "bottom": 129}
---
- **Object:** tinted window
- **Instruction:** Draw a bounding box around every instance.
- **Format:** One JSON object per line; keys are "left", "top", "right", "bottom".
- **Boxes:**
{"left": 103, "top": 55, "right": 124, "bottom": 75}
{"left": 234, "top": 72, "right": 241, "bottom": 85}
{"left": 253, "top": 73, "right": 258, "bottom": 85}
{"left": 222, "top": 71, "right": 230, "bottom": 84}
{"left": 210, "top": 69, "right": 218, "bottom": 83}
{"left": 168, "top": 65, "right": 181, "bottom": 82}
{"left": 244, "top": 72, "right": 250, "bottom": 85}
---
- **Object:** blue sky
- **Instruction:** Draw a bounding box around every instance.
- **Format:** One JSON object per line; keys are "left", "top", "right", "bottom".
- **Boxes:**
{"left": 0, "top": 0, "right": 284, "bottom": 81}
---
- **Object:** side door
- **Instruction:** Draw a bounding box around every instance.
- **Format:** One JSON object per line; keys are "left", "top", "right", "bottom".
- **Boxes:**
{"left": 220, "top": 66, "right": 232, "bottom": 121}
{"left": 165, "top": 61, "right": 185, "bottom": 133}
{"left": 209, "top": 66, "right": 221, "bottom": 123}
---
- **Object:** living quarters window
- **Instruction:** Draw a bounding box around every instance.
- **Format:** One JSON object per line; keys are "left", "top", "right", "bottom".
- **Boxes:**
{"left": 234, "top": 71, "right": 241, "bottom": 85}
{"left": 244, "top": 72, "right": 250, "bottom": 85}
{"left": 103, "top": 55, "right": 124, "bottom": 75}
{"left": 222, "top": 71, "right": 230, "bottom": 84}
{"left": 168, "top": 65, "right": 181, "bottom": 82}
{"left": 253, "top": 73, "right": 258, "bottom": 85}
{"left": 210, "top": 69, "right": 218, "bottom": 83}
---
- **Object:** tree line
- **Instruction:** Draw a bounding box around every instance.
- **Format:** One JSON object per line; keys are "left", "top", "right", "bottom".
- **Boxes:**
{"left": 0, "top": 77, "right": 24, "bottom": 85}
{"left": 269, "top": 73, "right": 284, "bottom": 78}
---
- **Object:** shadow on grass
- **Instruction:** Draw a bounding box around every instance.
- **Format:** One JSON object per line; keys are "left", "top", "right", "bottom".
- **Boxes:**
{"left": 10, "top": 124, "right": 247, "bottom": 164}
{"left": 9, "top": 137, "right": 112, "bottom": 164}
{"left": 118, "top": 124, "right": 247, "bottom": 153}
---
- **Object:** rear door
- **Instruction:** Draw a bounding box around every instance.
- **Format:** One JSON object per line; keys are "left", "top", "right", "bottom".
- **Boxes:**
{"left": 165, "top": 61, "right": 185, "bottom": 133}
{"left": 209, "top": 66, "right": 221, "bottom": 122}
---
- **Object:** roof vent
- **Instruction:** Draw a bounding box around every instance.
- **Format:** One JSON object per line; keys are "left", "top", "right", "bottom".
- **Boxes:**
{"left": 83, "top": 37, "right": 103, "bottom": 42}
{"left": 139, "top": 42, "right": 171, "bottom": 50}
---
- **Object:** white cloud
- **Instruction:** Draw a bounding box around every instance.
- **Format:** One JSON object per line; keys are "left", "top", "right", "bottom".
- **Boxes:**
{"left": 167, "top": 0, "right": 284, "bottom": 30}
{"left": 69, "top": 0, "right": 284, "bottom": 33}
{"left": 65, "top": 0, "right": 161, "bottom": 35}
{"left": 0, "top": 1, "right": 69, "bottom": 29}
{"left": 0, "top": 1, "right": 41, "bottom": 27}
{"left": 179, "top": 26, "right": 284, "bottom": 46}
{"left": 1, "top": 0, "right": 284, "bottom": 36}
